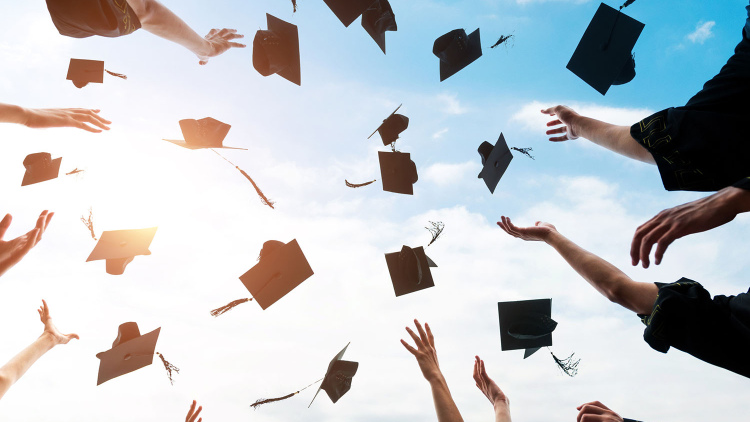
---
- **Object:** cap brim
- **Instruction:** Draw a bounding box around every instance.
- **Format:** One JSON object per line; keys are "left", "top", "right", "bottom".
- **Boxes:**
{"left": 362, "top": 19, "right": 388, "bottom": 53}
{"left": 21, "top": 157, "right": 62, "bottom": 187}
{"left": 267, "top": 14, "right": 301, "bottom": 86}
{"left": 439, "top": 28, "right": 482, "bottom": 82}
{"left": 86, "top": 227, "right": 157, "bottom": 262}
{"left": 324, "top": 0, "right": 376, "bottom": 27}
{"left": 96, "top": 327, "right": 160, "bottom": 385}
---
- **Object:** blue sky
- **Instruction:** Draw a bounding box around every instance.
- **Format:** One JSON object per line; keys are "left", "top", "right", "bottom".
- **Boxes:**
{"left": 1, "top": 1, "right": 749, "bottom": 421}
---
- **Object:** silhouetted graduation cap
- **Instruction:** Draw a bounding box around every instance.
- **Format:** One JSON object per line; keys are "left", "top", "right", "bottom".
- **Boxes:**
{"left": 253, "top": 14, "right": 301, "bottom": 86}
{"left": 21, "top": 153, "right": 62, "bottom": 186}
{"left": 361, "top": 0, "right": 397, "bottom": 53}
{"left": 433, "top": 28, "right": 482, "bottom": 81}
{"left": 163, "top": 118, "right": 245, "bottom": 150}
{"left": 477, "top": 133, "right": 513, "bottom": 194}
{"left": 385, "top": 246, "right": 437, "bottom": 297}
{"left": 324, "top": 0, "right": 376, "bottom": 27}
{"left": 566, "top": 2, "right": 644, "bottom": 95}
{"left": 368, "top": 104, "right": 408, "bottom": 146}
{"left": 96, "top": 322, "right": 165, "bottom": 385}
{"left": 309, "top": 343, "right": 359, "bottom": 407}
{"left": 378, "top": 151, "right": 418, "bottom": 195}
{"left": 66, "top": 58, "right": 126, "bottom": 88}
{"left": 86, "top": 227, "right": 157, "bottom": 275}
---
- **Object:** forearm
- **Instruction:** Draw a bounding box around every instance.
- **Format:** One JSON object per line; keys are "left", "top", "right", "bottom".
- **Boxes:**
{"left": 126, "top": 0, "right": 210, "bottom": 56}
{"left": 572, "top": 115, "right": 654, "bottom": 164}
{"left": 428, "top": 374, "right": 465, "bottom": 422}
{"left": 0, "top": 333, "right": 57, "bottom": 400}
{"left": 0, "top": 103, "right": 29, "bottom": 125}
{"left": 493, "top": 401, "right": 512, "bottom": 422}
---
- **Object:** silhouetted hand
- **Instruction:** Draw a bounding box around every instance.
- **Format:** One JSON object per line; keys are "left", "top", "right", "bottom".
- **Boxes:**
{"left": 541, "top": 105, "right": 581, "bottom": 141}
{"left": 24, "top": 108, "right": 111, "bottom": 133}
{"left": 497, "top": 216, "right": 557, "bottom": 242}
{"left": 400, "top": 319, "right": 443, "bottom": 382}
{"left": 0, "top": 211, "right": 53, "bottom": 278}
{"left": 472, "top": 356, "right": 509, "bottom": 407}
{"left": 631, "top": 187, "right": 750, "bottom": 268}
{"left": 197, "top": 28, "right": 246, "bottom": 65}
{"left": 186, "top": 400, "right": 203, "bottom": 422}
{"left": 38, "top": 300, "right": 79, "bottom": 345}
{"left": 576, "top": 401, "right": 624, "bottom": 422}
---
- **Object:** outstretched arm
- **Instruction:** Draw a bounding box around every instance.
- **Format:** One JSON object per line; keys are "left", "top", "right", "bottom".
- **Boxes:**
{"left": 541, "top": 105, "right": 655, "bottom": 165}
{"left": 0, "top": 300, "right": 79, "bottom": 400}
{"left": 497, "top": 217, "right": 657, "bottom": 315}
{"left": 0, "top": 103, "right": 110, "bottom": 133}
{"left": 401, "top": 319, "right": 464, "bottom": 422}
{"left": 473, "top": 356, "right": 511, "bottom": 422}
{"left": 125, "top": 0, "right": 245, "bottom": 65}
{"left": 0, "top": 211, "right": 53, "bottom": 278}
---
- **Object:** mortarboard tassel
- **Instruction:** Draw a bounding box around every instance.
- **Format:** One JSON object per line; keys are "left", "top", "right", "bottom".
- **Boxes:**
{"left": 619, "top": 0, "right": 635, "bottom": 10}
{"left": 291, "top": 0, "right": 297, "bottom": 12}
{"left": 66, "top": 168, "right": 84, "bottom": 175}
{"left": 157, "top": 352, "right": 180, "bottom": 385}
{"left": 345, "top": 179, "right": 376, "bottom": 188}
{"left": 210, "top": 298, "right": 253, "bottom": 317}
{"left": 211, "top": 149, "right": 276, "bottom": 209}
{"left": 490, "top": 34, "right": 515, "bottom": 49}
{"left": 80, "top": 207, "right": 97, "bottom": 240}
{"left": 426, "top": 221, "right": 445, "bottom": 246}
{"left": 104, "top": 69, "right": 128, "bottom": 80}
{"left": 511, "top": 147, "right": 535, "bottom": 160}
{"left": 550, "top": 350, "right": 580, "bottom": 377}
{"left": 251, "top": 377, "right": 323, "bottom": 410}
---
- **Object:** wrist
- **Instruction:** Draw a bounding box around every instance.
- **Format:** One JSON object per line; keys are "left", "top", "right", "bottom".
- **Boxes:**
{"left": 723, "top": 186, "right": 750, "bottom": 214}
{"left": 426, "top": 371, "right": 446, "bottom": 385}
{"left": 543, "top": 229, "right": 563, "bottom": 245}
{"left": 15, "top": 105, "right": 32, "bottom": 126}
{"left": 38, "top": 332, "right": 59, "bottom": 349}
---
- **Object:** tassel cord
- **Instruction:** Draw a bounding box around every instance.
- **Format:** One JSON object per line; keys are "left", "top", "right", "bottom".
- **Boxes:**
{"left": 104, "top": 69, "right": 128, "bottom": 80}
{"left": 210, "top": 298, "right": 253, "bottom": 317}
{"left": 345, "top": 179, "right": 376, "bottom": 188}
{"left": 211, "top": 149, "right": 275, "bottom": 209}
{"left": 250, "top": 377, "right": 323, "bottom": 409}
{"left": 157, "top": 352, "right": 180, "bottom": 385}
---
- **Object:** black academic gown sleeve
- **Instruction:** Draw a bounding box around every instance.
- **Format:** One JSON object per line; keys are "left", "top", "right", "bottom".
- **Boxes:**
{"left": 45, "top": 0, "right": 141, "bottom": 38}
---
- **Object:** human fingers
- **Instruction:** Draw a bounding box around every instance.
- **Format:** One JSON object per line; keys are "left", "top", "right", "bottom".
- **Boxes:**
{"left": 638, "top": 223, "right": 671, "bottom": 268}
{"left": 630, "top": 217, "right": 656, "bottom": 266}
{"left": 90, "top": 110, "right": 113, "bottom": 124}
{"left": 405, "top": 326, "right": 424, "bottom": 349}
{"left": 216, "top": 28, "right": 237, "bottom": 37}
{"left": 473, "top": 357, "right": 481, "bottom": 384}
{"left": 0, "top": 214, "right": 11, "bottom": 240}
{"left": 546, "top": 119, "right": 563, "bottom": 127}
{"left": 546, "top": 127, "right": 567, "bottom": 135}
{"left": 577, "top": 401, "right": 609, "bottom": 410}
{"left": 414, "top": 319, "right": 429, "bottom": 344}
{"left": 73, "top": 121, "right": 103, "bottom": 133}
{"left": 653, "top": 228, "right": 680, "bottom": 265}
{"left": 41, "top": 211, "right": 53, "bottom": 234}
{"left": 548, "top": 134, "right": 570, "bottom": 142}
{"left": 74, "top": 112, "right": 110, "bottom": 130}
{"left": 540, "top": 107, "right": 556, "bottom": 116}
{"left": 190, "top": 405, "right": 203, "bottom": 422}
{"left": 226, "top": 32, "right": 244, "bottom": 40}
{"left": 19, "top": 229, "right": 40, "bottom": 256}
{"left": 206, "top": 28, "right": 219, "bottom": 38}
{"left": 186, "top": 400, "right": 197, "bottom": 422}
{"left": 228, "top": 42, "right": 247, "bottom": 48}
{"left": 400, "top": 339, "right": 418, "bottom": 355}
{"left": 425, "top": 322, "right": 435, "bottom": 348}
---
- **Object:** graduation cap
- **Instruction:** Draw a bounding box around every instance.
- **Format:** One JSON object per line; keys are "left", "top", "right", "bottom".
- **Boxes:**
{"left": 21, "top": 153, "right": 62, "bottom": 186}
{"left": 566, "top": 2, "right": 645, "bottom": 95}
{"left": 368, "top": 104, "right": 409, "bottom": 146}
{"left": 86, "top": 227, "right": 157, "bottom": 275}
{"left": 433, "top": 28, "right": 482, "bottom": 81}
{"left": 378, "top": 151, "right": 418, "bottom": 195}
{"left": 385, "top": 246, "right": 437, "bottom": 297}
{"left": 477, "top": 133, "right": 513, "bottom": 194}
{"left": 498, "top": 299, "right": 580, "bottom": 376}
{"left": 324, "top": 0, "right": 377, "bottom": 27}
{"left": 253, "top": 14, "right": 301, "bottom": 86}
{"left": 210, "top": 239, "right": 314, "bottom": 316}
{"left": 361, "top": 0, "right": 397, "bottom": 53}
{"left": 95, "top": 322, "right": 179, "bottom": 385}
{"left": 250, "top": 343, "right": 358, "bottom": 409}
{"left": 163, "top": 118, "right": 245, "bottom": 150}
{"left": 66, "top": 58, "right": 127, "bottom": 88}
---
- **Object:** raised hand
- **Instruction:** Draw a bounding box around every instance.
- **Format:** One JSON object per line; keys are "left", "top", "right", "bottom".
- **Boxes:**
{"left": 186, "top": 400, "right": 203, "bottom": 422}
{"left": 38, "top": 300, "right": 79, "bottom": 345}
{"left": 472, "top": 356, "right": 508, "bottom": 407}
{"left": 576, "top": 401, "right": 624, "bottom": 422}
{"left": 497, "top": 216, "right": 557, "bottom": 242}
{"left": 400, "top": 319, "right": 442, "bottom": 382}
{"left": 24, "top": 108, "right": 111, "bottom": 133}
{"left": 197, "top": 28, "right": 246, "bottom": 65}
{"left": 0, "top": 211, "right": 53, "bottom": 278}
{"left": 541, "top": 105, "right": 581, "bottom": 141}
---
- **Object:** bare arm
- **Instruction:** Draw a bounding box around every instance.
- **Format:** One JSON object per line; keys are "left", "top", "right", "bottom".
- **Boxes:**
{"left": 0, "top": 300, "right": 78, "bottom": 400}
{"left": 473, "top": 356, "right": 511, "bottom": 422}
{"left": 0, "top": 103, "right": 110, "bottom": 133}
{"left": 401, "top": 320, "right": 464, "bottom": 422}
{"left": 497, "top": 217, "right": 657, "bottom": 315}
{"left": 125, "top": 0, "right": 245, "bottom": 65}
{"left": 541, "top": 105, "right": 655, "bottom": 165}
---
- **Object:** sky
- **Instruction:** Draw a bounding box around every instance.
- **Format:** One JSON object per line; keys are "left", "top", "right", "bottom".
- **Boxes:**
{"left": 1, "top": 0, "right": 749, "bottom": 421}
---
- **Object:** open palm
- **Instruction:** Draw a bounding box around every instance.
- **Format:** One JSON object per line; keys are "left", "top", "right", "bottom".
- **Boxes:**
{"left": 0, "top": 211, "right": 53, "bottom": 278}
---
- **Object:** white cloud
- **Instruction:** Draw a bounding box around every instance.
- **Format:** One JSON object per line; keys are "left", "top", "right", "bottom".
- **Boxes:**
{"left": 432, "top": 128, "right": 449, "bottom": 140}
{"left": 422, "top": 161, "right": 476, "bottom": 186}
{"left": 687, "top": 21, "right": 716, "bottom": 44}
{"left": 436, "top": 93, "right": 468, "bottom": 115}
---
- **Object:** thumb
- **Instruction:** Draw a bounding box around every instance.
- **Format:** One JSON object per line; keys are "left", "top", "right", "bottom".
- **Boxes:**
{"left": 0, "top": 214, "right": 11, "bottom": 239}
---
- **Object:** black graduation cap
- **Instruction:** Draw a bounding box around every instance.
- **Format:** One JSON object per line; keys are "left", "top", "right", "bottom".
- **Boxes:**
{"left": 95, "top": 322, "right": 178, "bottom": 385}
{"left": 86, "top": 227, "right": 157, "bottom": 275}
{"left": 66, "top": 58, "right": 126, "bottom": 88}
{"left": 378, "top": 151, "right": 418, "bottom": 195}
{"left": 309, "top": 343, "right": 359, "bottom": 407}
{"left": 163, "top": 118, "right": 245, "bottom": 150}
{"left": 21, "top": 153, "right": 62, "bottom": 186}
{"left": 385, "top": 246, "right": 437, "bottom": 297}
{"left": 253, "top": 14, "right": 301, "bottom": 86}
{"left": 324, "top": 0, "right": 377, "bottom": 27}
{"left": 566, "top": 2, "right": 644, "bottom": 95}
{"left": 477, "top": 133, "right": 513, "bottom": 194}
{"left": 433, "top": 28, "right": 482, "bottom": 81}
{"left": 361, "top": 0, "right": 397, "bottom": 53}
{"left": 368, "top": 104, "right": 409, "bottom": 146}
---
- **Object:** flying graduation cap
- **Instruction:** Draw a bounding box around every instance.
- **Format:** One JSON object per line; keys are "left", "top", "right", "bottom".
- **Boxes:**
{"left": 86, "top": 227, "right": 157, "bottom": 275}
{"left": 250, "top": 343, "right": 358, "bottom": 409}
{"left": 66, "top": 58, "right": 127, "bottom": 88}
{"left": 567, "top": 2, "right": 644, "bottom": 95}
{"left": 253, "top": 14, "right": 301, "bottom": 86}
{"left": 361, "top": 0, "right": 397, "bottom": 53}
{"left": 323, "top": 0, "right": 377, "bottom": 27}
{"left": 498, "top": 299, "right": 580, "bottom": 376}
{"left": 477, "top": 133, "right": 513, "bottom": 194}
{"left": 433, "top": 28, "right": 482, "bottom": 81}
{"left": 378, "top": 151, "right": 418, "bottom": 195}
{"left": 385, "top": 246, "right": 437, "bottom": 297}
{"left": 21, "top": 153, "right": 62, "bottom": 186}
{"left": 162, "top": 118, "right": 245, "bottom": 150}
{"left": 210, "top": 239, "right": 314, "bottom": 316}
{"left": 96, "top": 322, "right": 179, "bottom": 385}
{"left": 368, "top": 104, "right": 409, "bottom": 146}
